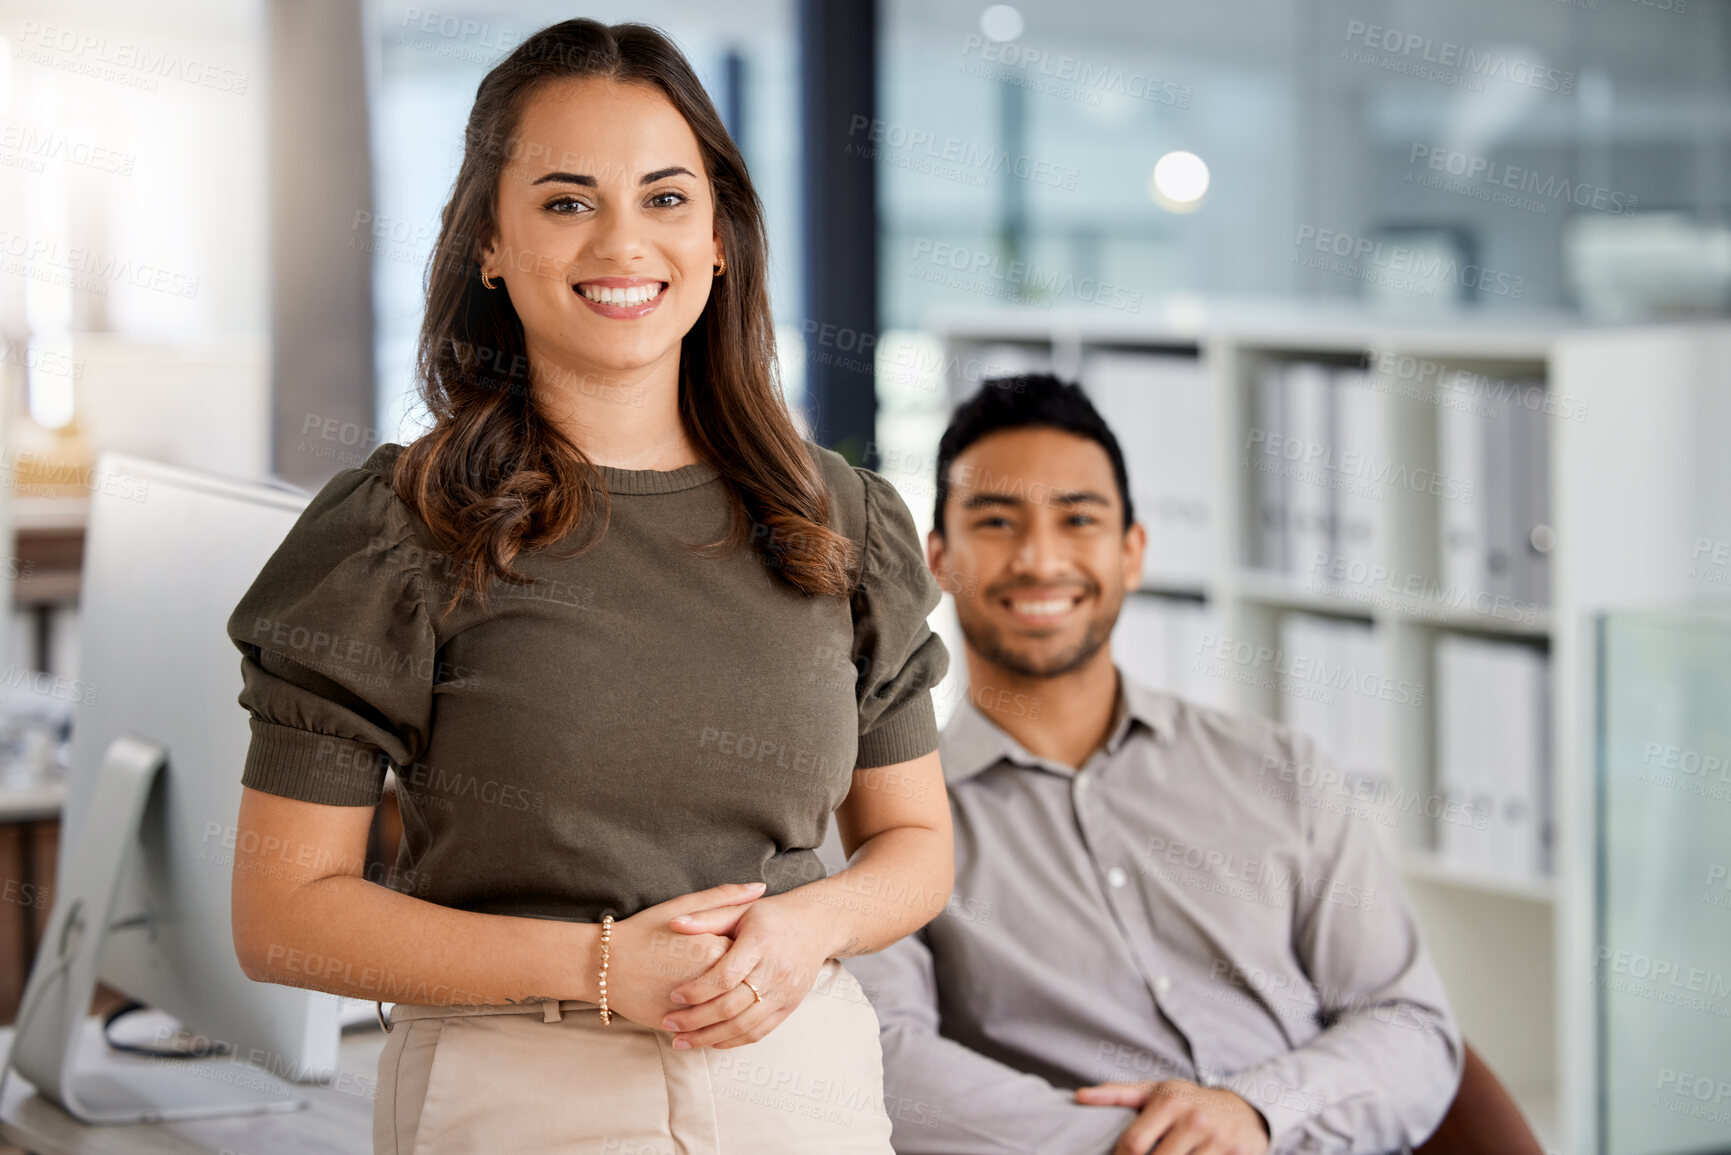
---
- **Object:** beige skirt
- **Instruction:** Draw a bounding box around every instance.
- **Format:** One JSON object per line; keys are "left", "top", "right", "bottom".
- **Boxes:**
{"left": 372, "top": 957, "right": 895, "bottom": 1154}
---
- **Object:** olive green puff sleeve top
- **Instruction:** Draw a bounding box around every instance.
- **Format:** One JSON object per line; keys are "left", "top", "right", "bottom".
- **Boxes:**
{"left": 225, "top": 440, "right": 949, "bottom": 923}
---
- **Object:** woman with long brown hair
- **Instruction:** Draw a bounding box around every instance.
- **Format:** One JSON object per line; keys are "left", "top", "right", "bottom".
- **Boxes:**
{"left": 224, "top": 18, "right": 952, "bottom": 1152}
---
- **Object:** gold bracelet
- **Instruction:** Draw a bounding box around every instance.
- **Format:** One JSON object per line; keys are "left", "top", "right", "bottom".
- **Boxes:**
{"left": 597, "top": 914, "right": 614, "bottom": 1025}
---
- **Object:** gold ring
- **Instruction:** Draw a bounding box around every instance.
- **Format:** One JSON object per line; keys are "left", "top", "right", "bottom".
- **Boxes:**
{"left": 743, "top": 979, "right": 763, "bottom": 1003}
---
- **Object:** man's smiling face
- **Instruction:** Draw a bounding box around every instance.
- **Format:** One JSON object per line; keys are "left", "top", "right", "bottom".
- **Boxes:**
{"left": 931, "top": 425, "right": 1145, "bottom": 680}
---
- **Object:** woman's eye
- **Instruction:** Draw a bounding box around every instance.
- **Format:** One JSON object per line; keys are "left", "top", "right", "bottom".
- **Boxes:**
{"left": 543, "top": 191, "right": 686, "bottom": 214}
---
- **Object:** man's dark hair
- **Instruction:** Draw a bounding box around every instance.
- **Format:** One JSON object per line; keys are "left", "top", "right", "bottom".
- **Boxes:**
{"left": 932, "top": 373, "right": 1135, "bottom": 537}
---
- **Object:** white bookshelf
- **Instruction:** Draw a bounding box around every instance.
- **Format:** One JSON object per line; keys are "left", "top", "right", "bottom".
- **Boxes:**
{"left": 921, "top": 300, "right": 1731, "bottom": 1155}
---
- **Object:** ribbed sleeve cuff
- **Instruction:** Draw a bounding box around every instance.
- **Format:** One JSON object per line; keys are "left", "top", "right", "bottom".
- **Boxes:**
{"left": 240, "top": 717, "right": 387, "bottom": 807}
{"left": 855, "top": 692, "right": 940, "bottom": 770}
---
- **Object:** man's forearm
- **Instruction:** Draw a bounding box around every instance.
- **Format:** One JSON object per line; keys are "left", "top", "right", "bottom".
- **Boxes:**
{"left": 843, "top": 922, "right": 1137, "bottom": 1155}
{"left": 875, "top": 1017, "right": 1138, "bottom": 1155}
{"left": 1228, "top": 1003, "right": 1462, "bottom": 1153}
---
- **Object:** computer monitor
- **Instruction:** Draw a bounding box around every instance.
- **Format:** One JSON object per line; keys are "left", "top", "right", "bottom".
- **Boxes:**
{"left": 1, "top": 451, "right": 351, "bottom": 1123}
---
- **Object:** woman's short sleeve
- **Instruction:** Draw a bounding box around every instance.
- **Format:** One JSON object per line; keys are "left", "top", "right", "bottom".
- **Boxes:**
{"left": 851, "top": 466, "right": 951, "bottom": 770}
{"left": 225, "top": 455, "right": 434, "bottom": 807}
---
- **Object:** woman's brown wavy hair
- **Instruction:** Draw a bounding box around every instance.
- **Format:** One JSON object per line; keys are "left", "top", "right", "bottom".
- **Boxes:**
{"left": 393, "top": 18, "right": 858, "bottom": 619}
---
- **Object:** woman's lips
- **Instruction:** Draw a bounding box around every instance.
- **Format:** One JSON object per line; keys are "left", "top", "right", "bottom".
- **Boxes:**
{"left": 573, "top": 280, "right": 668, "bottom": 318}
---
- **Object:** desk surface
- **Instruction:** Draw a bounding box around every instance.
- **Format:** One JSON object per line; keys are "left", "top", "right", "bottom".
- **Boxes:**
{"left": 0, "top": 1015, "right": 385, "bottom": 1154}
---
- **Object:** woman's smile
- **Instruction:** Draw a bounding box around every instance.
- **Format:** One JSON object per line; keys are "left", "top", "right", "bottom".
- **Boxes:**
{"left": 573, "top": 275, "right": 670, "bottom": 318}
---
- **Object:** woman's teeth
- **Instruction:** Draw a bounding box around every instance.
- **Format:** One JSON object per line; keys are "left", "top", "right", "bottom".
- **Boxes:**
{"left": 579, "top": 282, "right": 664, "bottom": 305}
{"left": 1010, "top": 598, "right": 1075, "bottom": 618}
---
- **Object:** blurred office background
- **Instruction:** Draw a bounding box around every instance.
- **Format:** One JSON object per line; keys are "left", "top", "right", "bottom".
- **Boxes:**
{"left": 0, "top": 1, "right": 1728, "bottom": 1153}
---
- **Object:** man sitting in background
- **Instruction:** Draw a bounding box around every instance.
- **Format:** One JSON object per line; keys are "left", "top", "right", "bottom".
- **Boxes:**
{"left": 842, "top": 375, "right": 1462, "bottom": 1155}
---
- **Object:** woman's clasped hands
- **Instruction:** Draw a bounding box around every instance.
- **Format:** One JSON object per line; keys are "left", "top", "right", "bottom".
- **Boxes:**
{"left": 598, "top": 879, "right": 837, "bottom": 1050}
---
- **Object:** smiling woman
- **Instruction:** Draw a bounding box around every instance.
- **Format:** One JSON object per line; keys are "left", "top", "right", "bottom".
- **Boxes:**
{"left": 222, "top": 16, "right": 953, "bottom": 1155}
{"left": 393, "top": 21, "right": 855, "bottom": 621}
{"left": 479, "top": 84, "right": 717, "bottom": 404}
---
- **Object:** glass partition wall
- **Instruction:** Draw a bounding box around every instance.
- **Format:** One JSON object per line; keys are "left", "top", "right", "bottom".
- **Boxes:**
{"left": 1594, "top": 608, "right": 1731, "bottom": 1155}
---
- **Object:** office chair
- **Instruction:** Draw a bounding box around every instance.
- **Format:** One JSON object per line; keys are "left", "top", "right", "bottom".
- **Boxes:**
{"left": 1414, "top": 1042, "right": 1545, "bottom": 1155}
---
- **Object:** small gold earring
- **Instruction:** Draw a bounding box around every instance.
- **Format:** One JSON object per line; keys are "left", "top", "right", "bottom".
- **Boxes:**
{"left": 713, "top": 254, "right": 726, "bottom": 276}
{"left": 480, "top": 269, "right": 497, "bottom": 290}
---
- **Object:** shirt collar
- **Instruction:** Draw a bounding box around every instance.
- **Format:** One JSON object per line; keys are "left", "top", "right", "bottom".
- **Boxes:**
{"left": 940, "top": 667, "right": 1181, "bottom": 785}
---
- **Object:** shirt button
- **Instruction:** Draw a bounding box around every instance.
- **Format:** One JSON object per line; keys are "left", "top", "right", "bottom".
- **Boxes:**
{"left": 1075, "top": 773, "right": 1090, "bottom": 792}
{"left": 1154, "top": 974, "right": 1172, "bottom": 994}
{"left": 1106, "top": 866, "right": 1128, "bottom": 888}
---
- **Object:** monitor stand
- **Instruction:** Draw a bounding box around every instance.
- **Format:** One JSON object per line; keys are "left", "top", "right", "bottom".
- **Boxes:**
{"left": 0, "top": 735, "right": 308, "bottom": 1123}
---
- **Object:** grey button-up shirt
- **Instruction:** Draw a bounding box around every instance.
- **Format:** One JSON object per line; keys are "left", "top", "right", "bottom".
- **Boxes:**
{"left": 840, "top": 671, "right": 1462, "bottom": 1155}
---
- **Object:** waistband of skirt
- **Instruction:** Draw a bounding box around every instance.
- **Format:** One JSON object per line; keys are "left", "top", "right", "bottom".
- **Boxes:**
{"left": 383, "top": 998, "right": 604, "bottom": 1024}
{"left": 380, "top": 958, "right": 850, "bottom": 1027}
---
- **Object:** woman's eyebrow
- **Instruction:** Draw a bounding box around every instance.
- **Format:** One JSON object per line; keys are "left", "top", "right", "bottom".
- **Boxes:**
{"left": 531, "top": 165, "right": 696, "bottom": 187}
